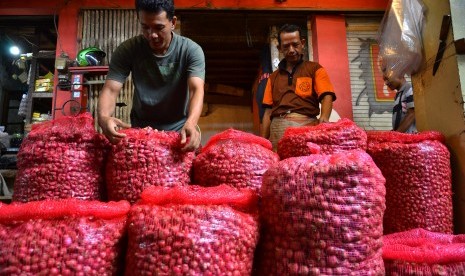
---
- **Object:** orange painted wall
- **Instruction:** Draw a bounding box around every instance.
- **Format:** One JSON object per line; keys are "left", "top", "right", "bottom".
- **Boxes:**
{"left": 312, "top": 15, "right": 353, "bottom": 120}
{"left": 1, "top": 0, "right": 387, "bottom": 119}
{"left": 1, "top": 0, "right": 388, "bottom": 11}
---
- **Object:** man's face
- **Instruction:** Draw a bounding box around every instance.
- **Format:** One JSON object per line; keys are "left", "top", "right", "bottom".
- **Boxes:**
{"left": 139, "top": 10, "right": 176, "bottom": 55}
{"left": 383, "top": 73, "right": 402, "bottom": 91}
{"left": 279, "top": 31, "right": 305, "bottom": 64}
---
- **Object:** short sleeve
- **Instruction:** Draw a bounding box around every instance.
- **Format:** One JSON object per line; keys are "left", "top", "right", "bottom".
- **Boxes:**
{"left": 405, "top": 87, "right": 415, "bottom": 109}
{"left": 262, "top": 78, "right": 273, "bottom": 106}
{"left": 106, "top": 41, "right": 132, "bottom": 84}
{"left": 314, "top": 67, "right": 335, "bottom": 96}
{"left": 186, "top": 42, "right": 206, "bottom": 80}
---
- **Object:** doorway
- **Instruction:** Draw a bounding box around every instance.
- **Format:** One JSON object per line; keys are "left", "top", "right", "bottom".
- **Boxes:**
{"left": 0, "top": 15, "right": 57, "bottom": 135}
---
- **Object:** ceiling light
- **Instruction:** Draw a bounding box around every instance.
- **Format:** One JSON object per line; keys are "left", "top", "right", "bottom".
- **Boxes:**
{"left": 9, "top": 45, "right": 20, "bottom": 56}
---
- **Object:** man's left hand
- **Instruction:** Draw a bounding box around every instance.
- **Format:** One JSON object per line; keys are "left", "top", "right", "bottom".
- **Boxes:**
{"left": 180, "top": 124, "right": 201, "bottom": 152}
{"left": 319, "top": 117, "right": 330, "bottom": 124}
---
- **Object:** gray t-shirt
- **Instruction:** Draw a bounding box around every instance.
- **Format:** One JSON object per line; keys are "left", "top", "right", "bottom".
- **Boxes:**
{"left": 392, "top": 82, "right": 417, "bottom": 133}
{"left": 106, "top": 33, "right": 205, "bottom": 131}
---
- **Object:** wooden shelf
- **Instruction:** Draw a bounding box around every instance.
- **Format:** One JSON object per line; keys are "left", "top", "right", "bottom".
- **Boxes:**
{"left": 25, "top": 53, "right": 56, "bottom": 125}
{"left": 69, "top": 66, "right": 109, "bottom": 76}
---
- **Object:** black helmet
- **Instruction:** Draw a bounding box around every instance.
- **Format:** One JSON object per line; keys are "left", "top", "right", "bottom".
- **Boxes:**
{"left": 76, "top": 47, "right": 106, "bottom": 66}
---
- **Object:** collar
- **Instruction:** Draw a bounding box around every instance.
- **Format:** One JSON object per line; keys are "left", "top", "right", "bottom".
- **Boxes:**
{"left": 278, "top": 55, "right": 304, "bottom": 72}
{"left": 153, "top": 31, "right": 176, "bottom": 57}
{"left": 397, "top": 81, "right": 412, "bottom": 93}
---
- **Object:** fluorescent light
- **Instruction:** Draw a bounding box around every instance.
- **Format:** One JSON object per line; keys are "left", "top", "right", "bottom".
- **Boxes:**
{"left": 9, "top": 45, "right": 20, "bottom": 56}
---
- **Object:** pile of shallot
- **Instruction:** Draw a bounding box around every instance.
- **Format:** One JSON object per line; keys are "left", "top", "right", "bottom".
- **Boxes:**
{"left": 193, "top": 129, "right": 279, "bottom": 194}
{"left": 367, "top": 131, "right": 453, "bottom": 234}
{"left": 277, "top": 118, "right": 367, "bottom": 159}
{"left": 0, "top": 199, "right": 130, "bottom": 274}
{"left": 125, "top": 185, "right": 260, "bottom": 275}
{"left": 256, "top": 150, "right": 386, "bottom": 275}
{"left": 383, "top": 228, "right": 465, "bottom": 275}
{"left": 106, "top": 127, "right": 195, "bottom": 204}
{"left": 13, "top": 113, "right": 109, "bottom": 202}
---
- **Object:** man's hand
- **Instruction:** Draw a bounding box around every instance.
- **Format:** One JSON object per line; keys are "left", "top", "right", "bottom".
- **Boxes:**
{"left": 395, "top": 108, "right": 415, "bottom": 133}
{"left": 180, "top": 124, "right": 201, "bottom": 152}
{"left": 98, "top": 116, "right": 131, "bottom": 144}
{"left": 319, "top": 117, "right": 330, "bottom": 124}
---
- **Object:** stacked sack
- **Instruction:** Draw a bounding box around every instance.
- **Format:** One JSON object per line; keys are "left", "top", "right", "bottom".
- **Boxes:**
{"left": 193, "top": 129, "right": 279, "bottom": 195}
{"left": 125, "top": 185, "right": 260, "bottom": 275}
{"left": 0, "top": 199, "right": 130, "bottom": 274}
{"left": 277, "top": 118, "right": 367, "bottom": 159}
{"left": 255, "top": 151, "right": 386, "bottom": 275}
{"left": 383, "top": 228, "right": 465, "bottom": 275}
{"left": 106, "top": 127, "right": 195, "bottom": 204}
{"left": 367, "top": 131, "right": 453, "bottom": 234}
{"left": 13, "top": 113, "right": 109, "bottom": 202}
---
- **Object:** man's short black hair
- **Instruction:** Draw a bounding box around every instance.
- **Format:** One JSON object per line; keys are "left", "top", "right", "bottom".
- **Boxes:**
{"left": 135, "top": 0, "right": 175, "bottom": 20}
{"left": 277, "top": 24, "right": 303, "bottom": 46}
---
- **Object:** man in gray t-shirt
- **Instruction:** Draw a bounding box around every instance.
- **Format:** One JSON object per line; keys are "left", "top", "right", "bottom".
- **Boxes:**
{"left": 383, "top": 72, "right": 417, "bottom": 133}
{"left": 98, "top": 0, "right": 205, "bottom": 151}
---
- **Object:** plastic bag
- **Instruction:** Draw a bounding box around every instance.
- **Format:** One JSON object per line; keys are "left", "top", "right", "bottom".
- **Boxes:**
{"left": 0, "top": 174, "right": 12, "bottom": 197}
{"left": 17, "top": 93, "right": 28, "bottom": 118}
{"left": 377, "top": 0, "right": 426, "bottom": 78}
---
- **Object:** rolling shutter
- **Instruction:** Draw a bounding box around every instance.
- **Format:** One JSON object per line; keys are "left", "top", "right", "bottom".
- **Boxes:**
{"left": 346, "top": 17, "right": 394, "bottom": 130}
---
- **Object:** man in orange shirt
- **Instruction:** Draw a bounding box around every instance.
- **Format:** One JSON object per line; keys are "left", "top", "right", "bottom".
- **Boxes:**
{"left": 260, "top": 24, "right": 336, "bottom": 150}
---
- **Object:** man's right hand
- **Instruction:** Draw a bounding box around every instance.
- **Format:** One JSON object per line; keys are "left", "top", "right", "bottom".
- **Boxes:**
{"left": 98, "top": 116, "right": 131, "bottom": 144}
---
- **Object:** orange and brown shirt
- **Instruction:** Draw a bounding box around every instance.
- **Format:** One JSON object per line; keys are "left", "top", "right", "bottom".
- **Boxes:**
{"left": 262, "top": 58, "right": 336, "bottom": 119}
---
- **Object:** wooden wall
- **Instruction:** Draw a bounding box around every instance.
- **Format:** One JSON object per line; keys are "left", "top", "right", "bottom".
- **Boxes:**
{"left": 411, "top": 0, "right": 465, "bottom": 233}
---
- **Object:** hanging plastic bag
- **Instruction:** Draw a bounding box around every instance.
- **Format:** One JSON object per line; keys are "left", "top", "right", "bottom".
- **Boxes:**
{"left": 18, "top": 93, "right": 28, "bottom": 118}
{"left": 377, "top": 0, "right": 426, "bottom": 78}
{"left": 1, "top": 173, "right": 13, "bottom": 197}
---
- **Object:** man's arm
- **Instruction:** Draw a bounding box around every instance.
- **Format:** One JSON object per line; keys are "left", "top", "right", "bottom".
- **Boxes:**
{"left": 180, "top": 76, "right": 204, "bottom": 152}
{"left": 261, "top": 108, "right": 272, "bottom": 139}
{"left": 395, "top": 108, "right": 415, "bottom": 132}
{"left": 319, "top": 94, "right": 333, "bottom": 123}
{"left": 97, "top": 79, "right": 131, "bottom": 144}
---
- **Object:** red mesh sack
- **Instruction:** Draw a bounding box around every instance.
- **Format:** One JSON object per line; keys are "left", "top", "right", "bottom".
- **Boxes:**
{"left": 125, "top": 185, "right": 260, "bottom": 275}
{"left": 367, "top": 131, "right": 453, "bottom": 234}
{"left": 366, "top": 130, "right": 445, "bottom": 144}
{"left": 106, "top": 127, "right": 195, "bottom": 204}
{"left": 13, "top": 113, "right": 110, "bottom": 202}
{"left": 193, "top": 129, "right": 279, "bottom": 194}
{"left": 0, "top": 199, "right": 130, "bottom": 275}
{"left": 202, "top": 128, "right": 273, "bottom": 153}
{"left": 255, "top": 151, "right": 386, "bottom": 275}
{"left": 277, "top": 118, "right": 367, "bottom": 159}
{"left": 383, "top": 228, "right": 465, "bottom": 275}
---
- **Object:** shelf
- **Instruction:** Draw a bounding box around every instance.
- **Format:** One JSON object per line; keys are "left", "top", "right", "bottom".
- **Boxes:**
{"left": 69, "top": 66, "right": 109, "bottom": 76}
{"left": 25, "top": 53, "right": 56, "bottom": 125}
{"left": 32, "top": 92, "right": 53, "bottom": 98}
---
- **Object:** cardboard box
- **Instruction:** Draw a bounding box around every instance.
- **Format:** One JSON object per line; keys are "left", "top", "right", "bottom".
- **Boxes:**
{"left": 34, "top": 78, "right": 53, "bottom": 92}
